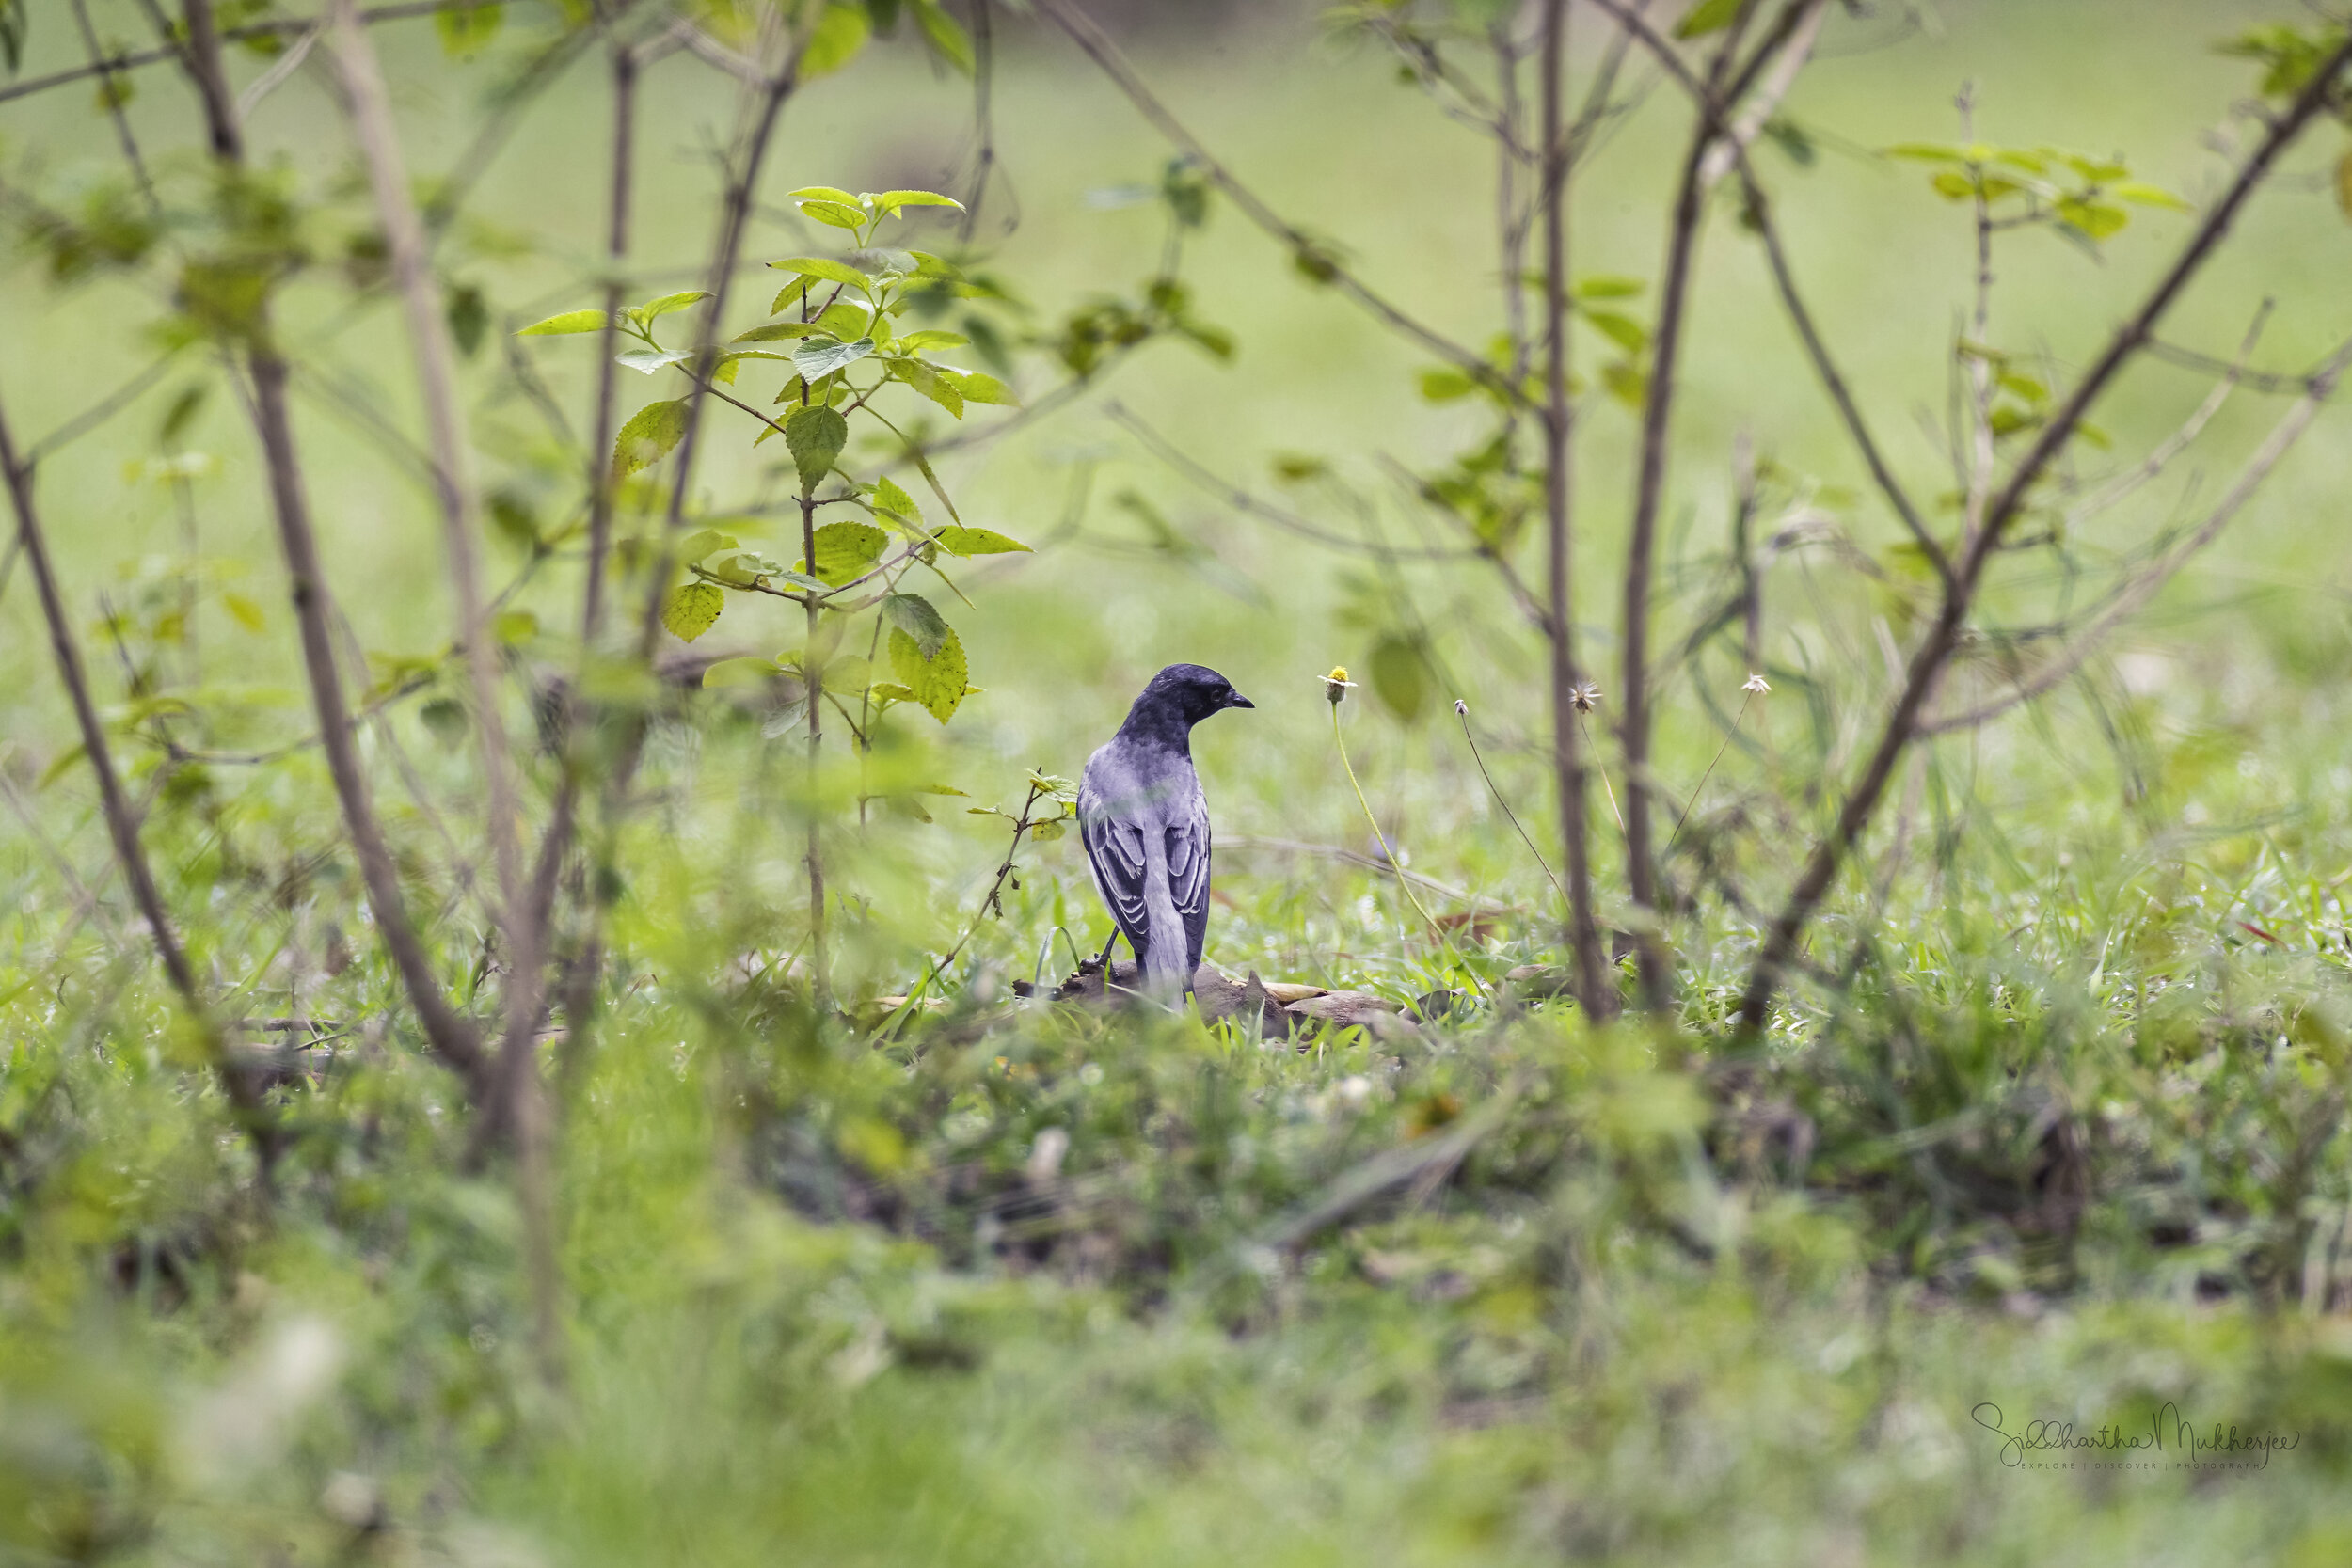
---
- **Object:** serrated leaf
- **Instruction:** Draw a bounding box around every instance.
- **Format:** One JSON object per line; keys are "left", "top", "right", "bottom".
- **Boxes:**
{"left": 894, "top": 329, "right": 969, "bottom": 351}
{"left": 662, "top": 582, "right": 725, "bottom": 642}
{"left": 801, "top": 199, "right": 868, "bottom": 231}
{"left": 785, "top": 404, "right": 848, "bottom": 492}
{"left": 770, "top": 255, "right": 871, "bottom": 289}
{"left": 932, "top": 526, "right": 1029, "bottom": 556}
{"left": 771, "top": 276, "right": 814, "bottom": 314}
{"left": 944, "top": 369, "right": 1017, "bottom": 406}
{"left": 872, "top": 475, "right": 924, "bottom": 531}
{"left": 882, "top": 592, "right": 948, "bottom": 658}
{"left": 892, "top": 356, "right": 964, "bottom": 418}
{"left": 793, "top": 336, "right": 876, "bottom": 381}
{"left": 612, "top": 399, "right": 688, "bottom": 482}
{"left": 789, "top": 185, "right": 862, "bottom": 207}
{"left": 642, "top": 290, "right": 710, "bottom": 321}
{"left": 517, "top": 309, "right": 609, "bottom": 337}
{"left": 888, "top": 624, "right": 969, "bottom": 722}
{"left": 809, "top": 520, "right": 888, "bottom": 585}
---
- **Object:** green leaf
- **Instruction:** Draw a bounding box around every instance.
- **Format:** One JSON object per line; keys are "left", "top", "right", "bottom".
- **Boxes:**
{"left": 223, "top": 591, "right": 265, "bottom": 633}
{"left": 1369, "top": 635, "right": 1429, "bottom": 723}
{"left": 911, "top": 0, "right": 974, "bottom": 74}
{"left": 792, "top": 336, "right": 876, "bottom": 381}
{"left": 785, "top": 404, "right": 848, "bottom": 492}
{"left": 1930, "top": 169, "right": 1976, "bottom": 200}
{"left": 809, "top": 520, "right": 888, "bottom": 585}
{"left": 617, "top": 348, "right": 693, "bottom": 374}
{"left": 891, "top": 356, "right": 964, "bottom": 419}
{"left": 612, "top": 399, "right": 688, "bottom": 482}
{"left": 888, "top": 624, "right": 970, "bottom": 722}
{"left": 800, "top": 199, "right": 868, "bottom": 231}
{"left": 874, "top": 189, "right": 965, "bottom": 215}
{"left": 445, "top": 282, "right": 487, "bottom": 358}
{"left": 771, "top": 255, "right": 871, "bottom": 290}
{"left": 2110, "top": 180, "right": 2192, "bottom": 212}
{"left": 801, "top": 2, "right": 870, "bottom": 78}
{"left": 882, "top": 592, "right": 949, "bottom": 658}
{"left": 701, "top": 656, "right": 779, "bottom": 689}
{"left": 1418, "top": 367, "right": 1476, "bottom": 403}
{"left": 436, "top": 1, "right": 501, "bottom": 56}
{"left": 642, "top": 290, "right": 710, "bottom": 322}
{"left": 733, "top": 321, "right": 825, "bottom": 343}
{"left": 1581, "top": 310, "right": 1648, "bottom": 353}
{"left": 676, "top": 529, "right": 738, "bottom": 565}
{"left": 1675, "top": 0, "right": 1741, "bottom": 38}
{"left": 944, "top": 369, "right": 1017, "bottom": 406}
{"left": 517, "top": 309, "right": 609, "bottom": 337}
{"left": 871, "top": 475, "right": 924, "bottom": 531}
{"left": 1573, "top": 275, "right": 1645, "bottom": 299}
{"left": 932, "top": 526, "right": 1030, "bottom": 556}
{"left": 662, "top": 582, "right": 725, "bottom": 642}
{"left": 788, "top": 186, "right": 863, "bottom": 208}
{"left": 894, "top": 329, "right": 969, "bottom": 351}
{"left": 771, "top": 276, "right": 814, "bottom": 315}
{"left": 2056, "top": 196, "right": 2127, "bottom": 240}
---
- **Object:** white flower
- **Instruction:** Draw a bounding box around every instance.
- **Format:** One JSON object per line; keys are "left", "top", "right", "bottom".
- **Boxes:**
{"left": 1742, "top": 673, "right": 1772, "bottom": 695}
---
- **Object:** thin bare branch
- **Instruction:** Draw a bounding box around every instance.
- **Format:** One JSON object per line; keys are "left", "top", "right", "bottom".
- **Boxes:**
{"left": 1738, "top": 31, "right": 2352, "bottom": 1029}
{"left": 1923, "top": 336, "right": 2352, "bottom": 735}
{"left": 1031, "top": 0, "right": 1513, "bottom": 405}
{"left": 1540, "top": 0, "right": 1612, "bottom": 1018}
{"left": 0, "top": 390, "right": 272, "bottom": 1150}
{"left": 179, "top": 0, "right": 489, "bottom": 1091}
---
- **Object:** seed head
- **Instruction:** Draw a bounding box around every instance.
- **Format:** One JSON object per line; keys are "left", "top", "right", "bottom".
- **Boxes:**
{"left": 1324, "top": 665, "right": 1359, "bottom": 705}
{"left": 1742, "top": 672, "right": 1772, "bottom": 696}
{"left": 1454, "top": 699, "right": 1468, "bottom": 717}
{"left": 1570, "top": 682, "right": 1603, "bottom": 714}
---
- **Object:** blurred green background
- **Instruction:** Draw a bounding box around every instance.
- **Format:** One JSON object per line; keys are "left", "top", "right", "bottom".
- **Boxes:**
{"left": 7, "top": 2, "right": 2352, "bottom": 1563}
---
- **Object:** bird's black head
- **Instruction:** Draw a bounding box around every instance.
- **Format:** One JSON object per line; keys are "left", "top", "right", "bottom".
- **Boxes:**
{"left": 1119, "top": 662, "right": 1254, "bottom": 748}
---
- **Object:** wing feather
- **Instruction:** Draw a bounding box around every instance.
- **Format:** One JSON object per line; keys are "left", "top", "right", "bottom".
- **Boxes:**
{"left": 1165, "top": 787, "right": 1212, "bottom": 973}
{"left": 1078, "top": 773, "right": 1151, "bottom": 958}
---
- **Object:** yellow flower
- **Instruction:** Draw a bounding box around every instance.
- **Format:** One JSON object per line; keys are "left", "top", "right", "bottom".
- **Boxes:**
{"left": 1324, "top": 666, "right": 1359, "bottom": 705}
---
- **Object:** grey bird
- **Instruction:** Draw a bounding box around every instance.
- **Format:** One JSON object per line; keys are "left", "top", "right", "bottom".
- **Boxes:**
{"left": 1078, "top": 663, "right": 1254, "bottom": 997}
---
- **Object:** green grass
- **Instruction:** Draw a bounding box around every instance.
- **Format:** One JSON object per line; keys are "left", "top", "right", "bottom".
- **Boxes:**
{"left": 7, "top": 0, "right": 2352, "bottom": 1560}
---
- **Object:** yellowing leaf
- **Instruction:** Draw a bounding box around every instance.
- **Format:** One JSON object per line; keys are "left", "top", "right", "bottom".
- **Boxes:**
{"left": 612, "top": 399, "right": 688, "bottom": 482}
{"left": 222, "top": 591, "right": 265, "bottom": 633}
{"left": 888, "top": 624, "right": 970, "bottom": 724}
{"left": 662, "top": 582, "right": 725, "bottom": 643}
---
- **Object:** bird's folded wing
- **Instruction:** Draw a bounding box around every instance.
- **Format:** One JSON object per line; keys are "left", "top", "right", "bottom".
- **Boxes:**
{"left": 1166, "top": 784, "right": 1212, "bottom": 971}
{"left": 1077, "top": 778, "right": 1151, "bottom": 946}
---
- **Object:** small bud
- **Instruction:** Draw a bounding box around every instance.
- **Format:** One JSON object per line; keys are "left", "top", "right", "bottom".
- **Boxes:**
{"left": 1742, "top": 672, "right": 1772, "bottom": 695}
{"left": 1323, "top": 665, "right": 1359, "bottom": 705}
{"left": 1454, "top": 699, "right": 1468, "bottom": 717}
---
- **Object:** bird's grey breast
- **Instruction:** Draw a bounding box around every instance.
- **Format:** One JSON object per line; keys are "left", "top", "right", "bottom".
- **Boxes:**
{"left": 1079, "top": 741, "right": 1200, "bottom": 830}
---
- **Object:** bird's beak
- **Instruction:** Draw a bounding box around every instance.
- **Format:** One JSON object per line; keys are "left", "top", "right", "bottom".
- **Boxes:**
{"left": 1228, "top": 691, "right": 1255, "bottom": 709}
